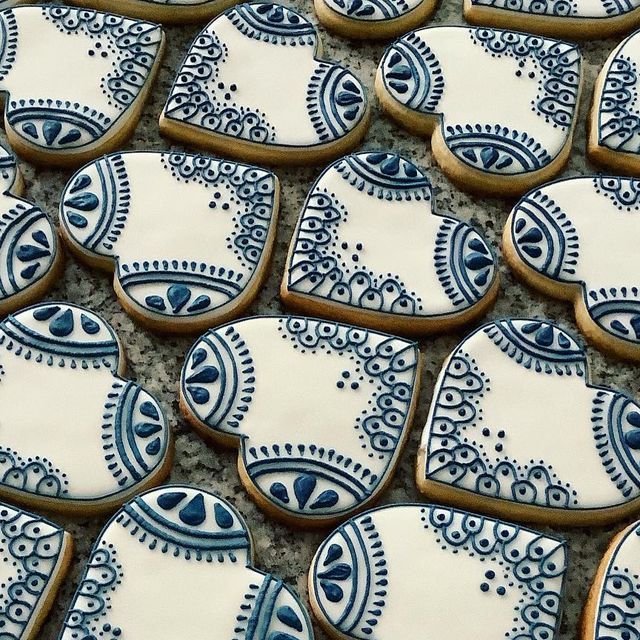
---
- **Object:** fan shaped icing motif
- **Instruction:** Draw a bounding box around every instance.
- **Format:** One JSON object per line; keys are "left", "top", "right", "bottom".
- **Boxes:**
{"left": 504, "top": 176, "right": 640, "bottom": 362}
{"left": 159, "top": 2, "right": 370, "bottom": 165}
{"left": 0, "top": 6, "right": 164, "bottom": 167}
{"left": 179, "top": 316, "right": 421, "bottom": 526}
{"left": 58, "top": 485, "right": 314, "bottom": 640}
{"left": 376, "top": 27, "right": 583, "bottom": 196}
{"left": 309, "top": 503, "right": 568, "bottom": 640}
{"left": 60, "top": 151, "right": 279, "bottom": 333}
{"left": 0, "top": 502, "right": 72, "bottom": 640}
{"left": 0, "top": 302, "right": 171, "bottom": 513}
{"left": 418, "top": 318, "right": 640, "bottom": 525}
{"left": 281, "top": 151, "right": 498, "bottom": 335}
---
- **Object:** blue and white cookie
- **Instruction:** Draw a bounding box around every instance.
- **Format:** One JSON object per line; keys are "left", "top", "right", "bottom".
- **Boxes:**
{"left": 0, "top": 6, "right": 164, "bottom": 167}
{"left": 59, "top": 485, "right": 313, "bottom": 640}
{"left": 309, "top": 503, "right": 568, "bottom": 640}
{"left": 281, "top": 151, "right": 498, "bottom": 335}
{"left": 179, "top": 315, "right": 421, "bottom": 526}
{"left": 60, "top": 151, "right": 279, "bottom": 333}
{"left": 0, "top": 502, "right": 72, "bottom": 640}
{"left": 0, "top": 143, "right": 61, "bottom": 316}
{"left": 0, "top": 301, "right": 172, "bottom": 513}
{"left": 504, "top": 176, "right": 640, "bottom": 362}
{"left": 418, "top": 318, "right": 640, "bottom": 525}
{"left": 589, "top": 29, "right": 640, "bottom": 175}
{"left": 376, "top": 27, "right": 583, "bottom": 196}
{"left": 160, "top": 2, "right": 370, "bottom": 166}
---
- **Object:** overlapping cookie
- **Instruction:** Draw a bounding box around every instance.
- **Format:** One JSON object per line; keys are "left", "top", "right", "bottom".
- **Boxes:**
{"left": 60, "top": 151, "right": 279, "bottom": 333}
{"left": 0, "top": 6, "right": 164, "bottom": 167}
{"left": 0, "top": 301, "right": 172, "bottom": 513}
{"left": 376, "top": 27, "right": 583, "bottom": 196}
{"left": 309, "top": 503, "right": 568, "bottom": 640}
{"left": 59, "top": 485, "right": 313, "bottom": 640}
{"left": 504, "top": 176, "right": 640, "bottom": 362}
{"left": 160, "top": 2, "right": 370, "bottom": 165}
{"left": 0, "top": 143, "right": 61, "bottom": 316}
{"left": 589, "top": 29, "right": 640, "bottom": 175}
{"left": 0, "top": 502, "right": 72, "bottom": 640}
{"left": 281, "top": 151, "right": 498, "bottom": 335}
{"left": 418, "top": 318, "right": 640, "bottom": 525}
{"left": 180, "top": 316, "right": 421, "bottom": 526}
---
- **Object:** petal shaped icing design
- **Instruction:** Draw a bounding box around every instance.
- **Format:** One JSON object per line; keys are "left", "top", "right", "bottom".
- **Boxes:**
{"left": 310, "top": 503, "right": 567, "bottom": 640}
{"left": 60, "top": 151, "right": 278, "bottom": 332}
{"left": 418, "top": 317, "right": 640, "bottom": 525}
{"left": 282, "top": 151, "right": 498, "bottom": 334}
{"left": 0, "top": 302, "right": 171, "bottom": 512}
{"left": 59, "top": 485, "right": 313, "bottom": 640}
{"left": 376, "top": 26, "right": 582, "bottom": 196}
{"left": 160, "top": 2, "right": 369, "bottom": 165}
{"left": 179, "top": 315, "right": 421, "bottom": 525}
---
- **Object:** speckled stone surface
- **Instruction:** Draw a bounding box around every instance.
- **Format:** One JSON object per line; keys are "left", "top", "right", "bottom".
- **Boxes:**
{"left": 14, "top": 1, "right": 637, "bottom": 638}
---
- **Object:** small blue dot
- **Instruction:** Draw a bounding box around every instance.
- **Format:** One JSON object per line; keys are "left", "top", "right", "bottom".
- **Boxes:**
{"left": 485, "top": 570, "right": 495, "bottom": 579}
{"left": 497, "top": 586, "right": 506, "bottom": 596}
{"left": 480, "top": 583, "right": 489, "bottom": 592}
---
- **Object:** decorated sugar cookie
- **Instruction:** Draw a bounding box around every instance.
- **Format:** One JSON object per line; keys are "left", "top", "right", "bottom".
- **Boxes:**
{"left": 0, "top": 502, "right": 72, "bottom": 640}
{"left": 589, "top": 29, "right": 640, "bottom": 175}
{"left": 376, "top": 27, "right": 583, "bottom": 196}
{"left": 59, "top": 485, "right": 313, "bottom": 640}
{"left": 504, "top": 176, "right": 640, "bottom": 362}
{"left": 309, "top": 503, "right": 568, "bottom": 640}
{"left": 0, "top": 6, "right": 164, "bottom": 167}
{"left": 281, "top": 151, "right": 498, "bottom": 335}
{"left": 0, "top": 301, "right": 172, "bottom": 513}
{"left": 160, "top": 2, "right": 370, "bottom": 166}
{"left": 60, "top": 151, "right": 279, "bottom": 333}
{"left": 180, "top": 315, "right": 421, "bottom": 526}
{"left": 418, "top": 318, "right": 640, "bottom": 526}
{"left": 0, "top": 143, "right": 61, "bottom": 316}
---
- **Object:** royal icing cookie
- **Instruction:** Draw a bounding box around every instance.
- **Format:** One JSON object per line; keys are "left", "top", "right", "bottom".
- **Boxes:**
{"left": 309, "top": 503, "right": 568, "bottom": 640}
{"left": 180, "top": 315, "right": 421, "bottom": 526}
{"left": 60, "top": 151, "right": 279, "bottom": 333}
{"left": 159, "top": 2, "right": 370, "bottom": 166}
{"left": 0, "top": 6, "right": 164, "bottom": 167}
{"left": 589, "top": 29, "right": 640, "bottom": 175}
{"left": 504, "top": 176, "right": 640, "bottom": 362}
{"left": 59, "top": 485, "right": 314, "bottom": 640}
{"left": 0, "top": 301, "right": 172, "bottom": 513}
{"left": 0, "top": 143, "right": 62, "bottom": 316}
{"left": 281, "top": 151, "right": 498, "bottom": 335}
{"left": 417, "top": 318, "right": 640, "bottom": 526}
{"left": 0, "top": 502, "right": 72, "bottom": 640}
{"left": 376, "top": 27, "right": 583, "bottom": 196}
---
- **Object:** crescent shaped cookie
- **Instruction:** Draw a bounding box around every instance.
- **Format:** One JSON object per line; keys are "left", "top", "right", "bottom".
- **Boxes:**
{"left": 309, "top": 503, "right": 568, "bottom": 640}
{"left": 159, "top": 2, "right": 370, "bottom": 166}
{"left": 179, "top": 315, "right": 421, "bottom": 527}
{"left": 418, "top": 318, "right": 640, "bottom": 525}
{"left": 58, "top": 485, "right": 314, "bottom": 640}
{"left": 0, "top": 301, "right": 172, "bottom": 513}
{"left": 281, "top": 151, "right": 499, "bottom": 335}
{"left": 60, "top": 151, "right": 279, "bottom": 333}
{"left": 376, "top": 26, "right": 583, "bottom": 196}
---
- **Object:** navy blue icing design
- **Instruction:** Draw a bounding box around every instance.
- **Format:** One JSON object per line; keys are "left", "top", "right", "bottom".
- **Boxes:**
{"left": 325, "top": 0, "right": 412, "bottom": 19}
{"left": 0, "top": 446, "right": 68, "bottom": 498}
{"left": 470, "top": 0, "right": 578, "bottom": 15}
{"left": 594, "top": 176, "right": 640, "bottom": 211}
{"left": 228, "top": 3, "right": 316, "bottom": 44}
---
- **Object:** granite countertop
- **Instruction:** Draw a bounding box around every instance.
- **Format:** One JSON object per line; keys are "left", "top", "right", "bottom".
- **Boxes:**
{"left": 24, "top": 1, "right": 636, "bottom": 637}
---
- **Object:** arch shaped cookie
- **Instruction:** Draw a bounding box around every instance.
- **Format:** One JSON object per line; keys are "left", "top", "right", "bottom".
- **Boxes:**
{"left": 504, "top": 176, "right": 640, "bottom": 362}
{"left": 0, "top": 301, "right": 172, "bottom": 513}
{"left": 59, "top": 485, "right": 314, "bottom": 640}
{"left": 60, "top": 151, "right": 279, "bottom": 333}
{"left": 0, "top": 6, "right": 164, "bottom": 167}
{"left": 309, "top": 503, "right": 567, "bottom": 640}
{"left": 375, "top": 27, "right": 583, "bottom": 196}
{"left": 0, "top": 143, "right": 61, "bottom": 316}
{"left": 179, "top": 315, "right": 421, "bottom": 527}
{"left": 281, "top": 151, "right": 499, "bottom": 335}
{"left": 159, "top": 2, "right": 370, "bottom": 166}
{"left": 418, "top": 318, "right": 640, "bottom": 526}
